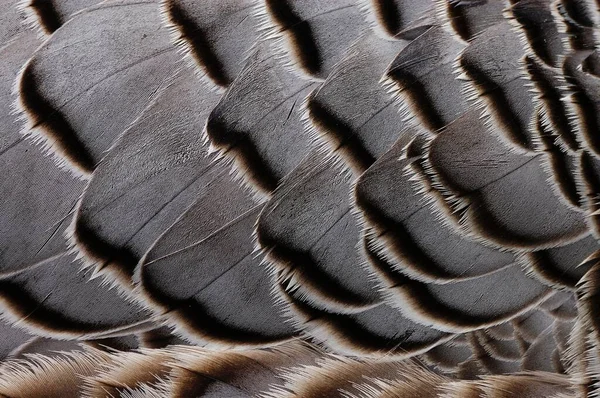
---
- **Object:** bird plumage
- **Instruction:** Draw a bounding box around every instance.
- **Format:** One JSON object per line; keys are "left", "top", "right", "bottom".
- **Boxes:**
{"left": 1, "top": 0, "right": 600, "bottom": 396}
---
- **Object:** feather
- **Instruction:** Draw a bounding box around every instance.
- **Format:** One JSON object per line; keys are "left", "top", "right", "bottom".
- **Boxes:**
{"left": 0, "top": 319, "right": 34, "bottom": 360}
{"left": 437, "top": 0, "right": 507, "bottom": 42}
{"left": 16, "top": 0, "right": 181, "bottom": 175}
{"left": 535, "top": 113, "right": 583, "bottom": 209}
{"left": 439, "top": 381, "right": 485, "bottom": 398}
{"left": 506, "top": 0, "right": 567, "bottom": 68}
{"left": 261, "top": 354, "right": 436, "bottom": 398}
{"left": 563, "top": 51, "right": 600, "bottom": 158}
{"left": 0, "top": 250, "right": 152, "bottom": 339}
{"left": 256, "top": 0, "right": 367, "bottom": 80}
{"left": 137, "top": 326, "right": 189, "bottom": 349}
{"left": 0, "top": 30, "right": 86, "bottom": 276}
{"left": 138, "top": 185, "right": 295, "bottom": 347}
{"left": 161, "top": 0, "right": 258, "bottom": 89}
{"left": 0, "top": 140, "right": 84, "bottom": 275}
{"left": 573, "top": 262, "right": 600, "bottom": 396}
{"left": 3, "top": 0, "right": 600, "bottom": 393}
{"left": 385, "top": 26, "right": 468, "bottom": 131}
{"left": 524, "top": 56, "right": 580, "bottom": 153}
{"left": 422, "top": 112, "right": 588, "bottom": 249}
{"left": 257, "top": 151, "right": 380, "bottom": 312}
{"left": 458, "top": 22, "right": 538, "bottom": 151}
{"left": 82, "top": 348, "right": 173, "bottom": 398}
{"left": 356, "top": 127, "right": 520, "bottom": 284}
{"left": 21, "top": 0, "right": 102, "bottom": 35}
{"left": 469, "top": 333, "right": 522, "bottom": 374}
{"left": 475, "top": 331, "right": 522, "bottom": 362}
{"left": 422, "top": 339, "right": 474, "bottom": 373}
{"left": 582, "top": 50, "right": 600, "bottom": 76}
{"left": 476, "top": 373, "right": 572, "bottom": 398}
{"left": 282, "top": 281, "right": 452, "bottom": 359}
{"left": 0, "top": 342, "right": 585, "bottom": 396}
{"left": 522, "top": 327, "right": 559, "bottom": 372}
{"left": 72, "top": 66, "right": 221, "bottom": 285}
{"left": 304, "top": 33, "right": 408, "bottom": 173}
{"left": 87, "top": 335, "right": 140, "bottom": 352}
{"left": 370, "top": 244, "right": 551, "bottom": 333}
{"left": 204, "top": 43, "right": 316, "bottom": 195}
{"left": 539, "top": 290, "right": 576, "bottom": 313}
{"left": 485, "top": 322, "right": 516, "bottom": 341}
{"left": 578, "top": 151, "right": 600, "bottom": 239}
{"left": 0, "top": 349, "right": 110, "bottom": 398}
{"left": 525, "top": 234, "right": 599, "bottom": 289}
{"left": 514, "top": 310, "right": 556, "bottom": 343}
{"left": 360, "top": 0, "right": 435, "bottom": 40}
{"left": 560, "top": 0, "right": 600, "bottom": 30}
{"left": 342, "top": 372, "right": 449, "bottom": 398}
{"left": 553, "top": 0, "right": 598, "bottom": 51}
{"left": 166, "top": 341, "right": 319, "bottom": 397}
{"left": 8, "top": 337, "right": 87, "bottom": 360}
{"left": 0, "top": 0, "right": 29, "bottom": 45}
{"left": 119, "top": 383, "right": 169, "bottom": 398}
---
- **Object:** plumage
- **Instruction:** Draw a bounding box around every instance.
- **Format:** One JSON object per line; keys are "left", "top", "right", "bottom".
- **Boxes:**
{"left": 305, "top": 32, "right": 407, "bottom": 172}
{"left": 2, "top": 0, "right": 600, "bottom": 395}
{"left": 162, "top": 0, "right": 259, "bottom": 89}
{"left": 386, "top": 25, "right": 468, "bottom": 131}
{"left": 257, "top": 151, "right": 379, "bottom": 311}
{"left": 73, "top": 66, "right": 221, "bottom": 284}
{"left": 204, "top": 43, "right": 316, "bottom": 194}
{"left": 17, "top": 0, "right": 180, "bottom": 174}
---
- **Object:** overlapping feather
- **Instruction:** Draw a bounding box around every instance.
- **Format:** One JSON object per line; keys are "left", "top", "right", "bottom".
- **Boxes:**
{"left": 1, "top": 0, "right": 600, "bottom": 395}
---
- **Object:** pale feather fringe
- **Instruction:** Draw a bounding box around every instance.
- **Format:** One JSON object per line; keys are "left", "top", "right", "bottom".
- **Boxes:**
{"left": 251, "top": 1, "right": 325, "bottom": 82}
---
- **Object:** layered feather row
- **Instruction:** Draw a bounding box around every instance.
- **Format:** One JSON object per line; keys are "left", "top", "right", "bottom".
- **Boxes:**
{"left": 1, "top": 0, "right": 600, "bottom": 395}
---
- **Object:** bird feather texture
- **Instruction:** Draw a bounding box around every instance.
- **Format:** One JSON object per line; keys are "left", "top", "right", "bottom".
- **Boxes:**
{"left": 1, "top": 0, "right": 600, "bottom": 395}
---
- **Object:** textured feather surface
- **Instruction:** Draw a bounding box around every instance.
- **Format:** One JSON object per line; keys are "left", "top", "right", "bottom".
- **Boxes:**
{"left": 16, "top": 0, "right": 180, "bottom": 174}
{"left": 3, "top": 0, "right": 600, "bottom": 394}
{"left": 162, "top": 0, "right": 258, "bottom": 89}
{"left": 21, "top": 0, "right": 102, "bottom": 35}
{"left": 305, "top": 33, "right": 407, "bottom": 172}
{"left": 257, "top": 151, "right": 380, "bottom": 311}
{"left": 0, "top": 29, "right": 84, "bottom": 276}
{"left": 139, "top": 196, "right": 295, "bottom": 347}
{"left": 73, "top": 66, "right": 220, "bottom": 283}
{"left": 205, "top": 43, "right": 316, "bottom": 194}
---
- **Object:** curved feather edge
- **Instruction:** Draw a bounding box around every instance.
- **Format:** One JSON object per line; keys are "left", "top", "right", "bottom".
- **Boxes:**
{"left": 252, "top": 0, "right": 367, "bottom": 81}
{"left": 434, "top": 0, "right": 507, "bottom": 43}
{"left": 382, "top": 26, "right": 468, "bottom": 133}
{"left": 66, "top": 65, "right": 221, "bottom": 292}
{"left": 454, "top": 22, "right": 540, "bottom": 153}
{"left": 340, "top": 371, "right": 448, "bottom": 397}
{"left": 203, "top": 43, "right": 317, "bottom": 198}
{"left": 159, "top": 0, "right": 258, "bottom": 92}
{"left": 277, "top": 282, "right": 454, "bottom": 359}
{"left": 0, "top": 253, "right": 155, "bottom": 341}
{"left": 255, "top": 151, "right": 381, "bottom": 313}
{"left": 524, "top": 56, "right": 580, "bottom": 153}
{"left": 355, "top": 134, "right": 522, "bottom": 284}
{"left": 365, "top": 237, "right": 552, "bottom": 334}
{"left": 16, "top": 0, "right": 102, "bottom": 37}
{"left": 357, "top": 0, "right": 435, "bottom": 41}
{"left": 259, "top": 354, "right": 438, "bottom": 398}
{"left": 164, "top": 341, "right": 320, "bottom": 397}
{"left": 81, "top": 349, "right": 173, "bottom": 398}
{"left": 504, "top": 0, "right": 567, "bottom": 68}
{"left": 414, "top": 130, "right": 589, "bottom": 250}
{"left": 0, "top": 349, "right": 111, "bottom": 397}
{"left": 14, "top": 0, "right": 180, "bottom": 177}
{"left": 301, "top": 33, "right": 407, "bottom": 174}
{"left": 136, "top": 201, "right": 297, "bottom": 349}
